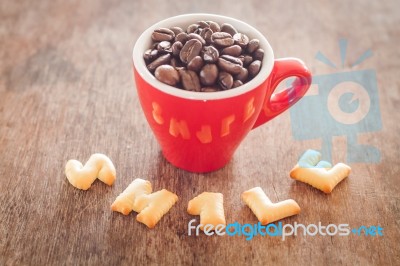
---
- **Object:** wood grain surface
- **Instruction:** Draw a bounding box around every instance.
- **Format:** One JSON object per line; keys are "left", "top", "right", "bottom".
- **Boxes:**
{"left": 1, "top": 0, "right": 399, "bottom": 265}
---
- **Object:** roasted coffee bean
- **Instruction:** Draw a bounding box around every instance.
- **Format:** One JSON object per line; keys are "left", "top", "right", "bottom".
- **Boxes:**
{"left": 233, "top": 33, "right": 249, "bottom": 48}
{"left": 253, "top": 48, "right": 264, "bottom": 61}
{"left": 201, "top": 86, "right": 219, "bottom": 92}
{"left": 175, "top": 32, "right": 188, "bottom": 44}
{"left": 151, "top": 28, "right": 175, "bottom": 42}
{"left": 143, "top": 49, "right": 159, "bottom": 62}
{"left": 221, "top": 23, "right": 238, "bottom": 36}
{"left": 170, "top": 27, "right": 184, "bottom": 35}
{"left": 221, "top": 45, "right": 242, "bottom": 57}
{"left": 197, "top": 21, "right": 210, "bottom": 28}
{"left": 194, "top": 28, "right": 203, "bottom": 35}
{"left": 207, "top": 21, "right": 220, "bottom": 33}
{"left": 238, "top": 54, "right": 253, "bottom": 67}
{"left": 200, "top": 64, "right": 218, "bottom": 86}
{"left": 157, "top": 41, "right": 172, "bottom": 53}
{"left": 202, "top": 46, "right": 219, "bottom": 63}
{"left": 187, "top": 56, "right": 204, "bottom": 72}
{"left": 232, "top": 80, "right": 243, "bottom": 88}
{"left": 200, "top": 27, "right": 213, "bottom": 44}
{"left": 248, "top": 60, "right": 261, "bottom": 77}
{"left": 179, "top": 69, "right": 201, "bottom": 91}
{"left": 235, "top": 67, "right": 248, "bottom": 82}
{"left": 187, "top": 24, "right": 200, "bottom": 33}
{"left": 218, "top": 71, "right": 233, "bottom": 90}
{"left": 147, "top": 54, "right": 171, "bottom": 72}
{"left": 180, "top": 39, "right": 202, "bottom": 64}
{"left": 170, "top": 57, "right": 184, "bottom": 68}
{"left": 211, "top": 32, "right": 234, "bottom": 47}
{"left": 246, "top": 39, "right": 260, "bottom": 54}
{"left": 155, "top": 65, "right": 180, "bottom": 86}
{"left": 145, "top": 20, "right": 263, "bottom": 92}
{"left": 187, "top": 33, "right": 206, "bottom": 45}
{"left": 171, "top": 41, "right": 183, "bottom": 57}
{"left": 218, "top": 55, "right": 243, "bottom": 75}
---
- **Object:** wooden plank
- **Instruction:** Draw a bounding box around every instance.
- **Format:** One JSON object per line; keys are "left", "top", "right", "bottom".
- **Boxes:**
{"left": 1, "top": 0, "right": 399, "bottom": 265}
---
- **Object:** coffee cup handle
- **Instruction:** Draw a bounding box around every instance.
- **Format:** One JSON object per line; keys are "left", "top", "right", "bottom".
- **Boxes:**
{"left": 252, "top": 58, "right": 312, "bottom": 129}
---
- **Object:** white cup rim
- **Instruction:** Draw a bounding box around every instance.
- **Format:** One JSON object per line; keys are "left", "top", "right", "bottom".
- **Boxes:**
{"left": 132, "top": 13, "right": 274, "bottom": 100}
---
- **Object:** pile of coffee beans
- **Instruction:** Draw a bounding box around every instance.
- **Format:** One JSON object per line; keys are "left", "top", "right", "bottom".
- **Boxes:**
{"left": 143, "top": 21, "right": 264, "bottom": 92}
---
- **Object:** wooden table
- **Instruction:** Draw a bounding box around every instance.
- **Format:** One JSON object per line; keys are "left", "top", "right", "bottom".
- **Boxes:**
{"left": 1, "top": 1, "right": 399, "bottom": 265}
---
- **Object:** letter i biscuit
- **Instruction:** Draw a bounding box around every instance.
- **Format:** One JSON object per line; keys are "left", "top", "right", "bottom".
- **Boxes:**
{"left": 290, "top": 149, "right": 351, "bottom": 193}
{"left": 111, "top": 178, "right": 152, "bottom": 215}
{"left": 241, "top": 187, "right": 300, "bottom": 225}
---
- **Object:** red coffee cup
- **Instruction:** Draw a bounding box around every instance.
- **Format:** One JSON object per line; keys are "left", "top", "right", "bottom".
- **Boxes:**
{"left": 133, "top": 14, "right": 311, "bottom": 173}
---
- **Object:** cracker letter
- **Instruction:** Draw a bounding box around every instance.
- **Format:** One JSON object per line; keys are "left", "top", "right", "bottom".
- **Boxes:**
{"left": 241, "top": 187, "right": 300, "bottom": 224}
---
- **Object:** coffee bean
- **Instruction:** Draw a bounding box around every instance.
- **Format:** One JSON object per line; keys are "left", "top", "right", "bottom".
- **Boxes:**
{"left": 145, "top": 20, "right": 263, "bottom": 92}
{"left": 201, "top": 86, "right": 219, "bottom": 92}
{"left": 180, "top": 39, "right": 202, "bottom": 64}
{"left": 221, "top": 45, "right": 242, "bottom": 57}
{"left": 157, "top": 41, "right": 172, "bottom": 53}
{"left": 247, "top": 39, "right": 260, "bottom": 54}
{"left": 170, "top": 57, "right": 184, "bottom": 68}
{"left": 248, "top": 60, "right": 261, "bottom": 77}
{"left": 170, "top": 27, "right": 184, "bottom": 35}
{"left": 221, "top": 23, "right": 238, "bottom": 36}
{"left": 175, "top": 32, "right": 188, "bottom": 44}
{"left": 155, "top": 65, "right": 180, "bottom": 86}
{"left": 187, "top": 56, "right": 204, "bottom": 72}
{"left": 143, "top": 49, "right": 159, "bottom": 62}
{"left": 218, "top": 55, "right": 243, "bottom": 75}
{"left": 200, "top": 28, "right": 213, "bottom": 44}
{"left": 233, "top": 33, "right": 249, "bottom": 48}
{"left": 147, "top": 54, "right": 171, "bottom": 72}
{"left": 187, "top": 24, "right": 200, "bottom": 33}
{"left": 218, "top": 71, "right": 233, "bottom": 90}
{"left": 253, "top": 48, "right": 264, "bottom": 61}
{"left": 202, "top": 46, "right": 219, "bottom": 63}
{"left": 235, "top": 67, "right": 248, "bottom": 82}
{"left": 200, "top": 64, "right": 218, "bottom": 86}
{"left": 152, "top": 28, "right": 175, "bottom": 42}
{"left": 238, "top": 54, "right": 253, "bottom": 67}
{"left": 187, "top": 33, "right": 206, "bottom": 46}
{"left": 171, "top": 41, "right": 183, "bottom": 57}
{"left": 197, "top": 21, "right": 210, "bottom": 28}
{"left": 232, "top": 80, "right": 243, "bottom": 88}
{"left": 211, "top": 32, "right": 234, "bottom": 47}
{"left": 207, "top": 21, "right": 220, "bottom": 33}
{"left": 179, "top": 69, "right": 201, "bottom": 91}
{"left": 194, "top": 28, "right": 202, "bottom": 35}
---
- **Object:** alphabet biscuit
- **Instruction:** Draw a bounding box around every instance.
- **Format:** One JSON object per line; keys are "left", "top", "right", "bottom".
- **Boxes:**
{"left": 290, "top": 149, "right": 351, "bottom": 193}
{"left": 241, "top": 187, "right": 300, "bottom": 225}
{"left": 135, "top": 189, "right": 178, "bottom": 229}
{"left": 187, "top": 192, "right": 226, "bottom": 230}
{"left": 111, "top": 178, "right": 152, "bottom": 215}
{"left": 65, "top": 153, "right": 116, "bottom": 190}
